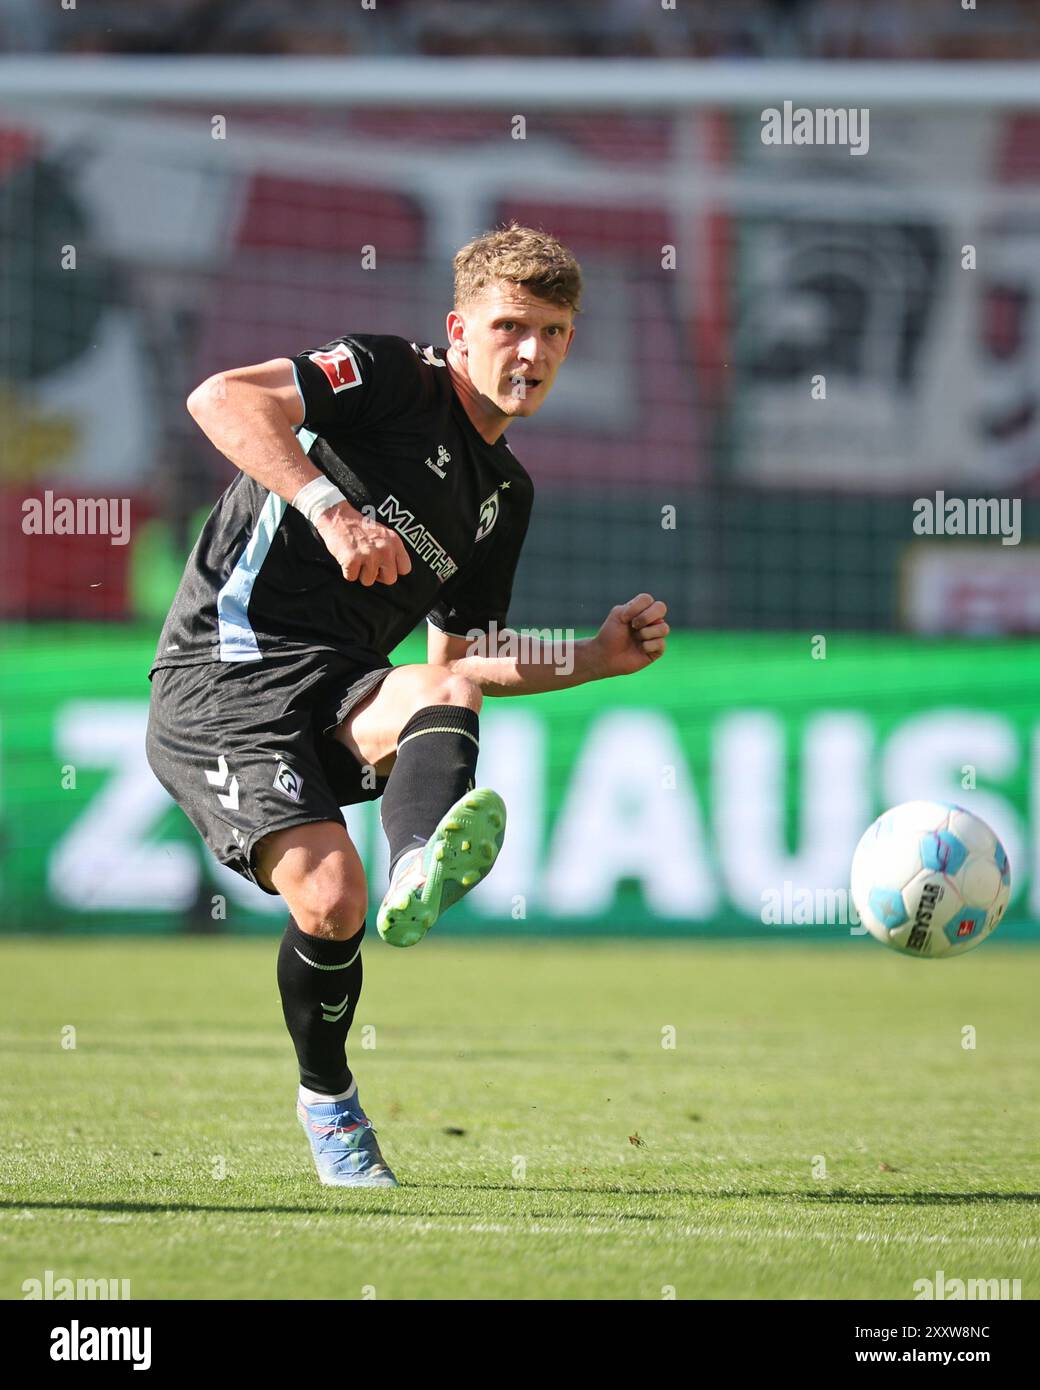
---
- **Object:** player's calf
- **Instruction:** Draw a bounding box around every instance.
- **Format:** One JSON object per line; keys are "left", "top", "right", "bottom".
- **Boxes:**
{"left": 254, "top": 821, "right": 397, "bottom": 1185}
{"left": 338, "top": 663, "right": 488, "bottom": 875}
{"left": 257, "top": 825, "right": 368, "bottom": 1094}
{"left": 339, "top": 666, "right": 508, "bottom": 945}
{"left": 379, "top": 699, "right": 484, "bottom": 876}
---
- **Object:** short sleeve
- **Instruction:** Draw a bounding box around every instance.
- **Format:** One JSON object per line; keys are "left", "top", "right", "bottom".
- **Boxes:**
{"left": 428, "top": 476, "right": 534, "bottom": 638}
{"left": 290, "top": 334, "right": 425, "bottom": 433}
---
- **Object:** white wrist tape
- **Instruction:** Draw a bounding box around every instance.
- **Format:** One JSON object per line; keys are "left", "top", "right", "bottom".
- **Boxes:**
{"left": 291, "top": 476, "right": 348, "bottom": 527}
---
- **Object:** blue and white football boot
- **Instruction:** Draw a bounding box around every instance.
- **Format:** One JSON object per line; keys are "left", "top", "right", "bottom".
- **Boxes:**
{"left": 296, "top": 1087, "right": 399, "bottom": 1188}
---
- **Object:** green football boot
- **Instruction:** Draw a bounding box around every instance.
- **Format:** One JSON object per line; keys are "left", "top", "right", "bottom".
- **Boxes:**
{"left": 377, "top": 788, "right": 506, "bottom": 948}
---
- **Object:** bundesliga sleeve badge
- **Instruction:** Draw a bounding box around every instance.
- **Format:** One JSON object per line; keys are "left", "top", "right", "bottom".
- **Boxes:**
{"left": 308, "top": 343, "right": 362, "bottom": 394}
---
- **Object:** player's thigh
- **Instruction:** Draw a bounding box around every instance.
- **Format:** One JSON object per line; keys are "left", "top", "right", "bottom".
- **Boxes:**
{"left": 333, "top": 663, "right": 482, "bottom": 771}
{"left": 254, "top": 819, "right": 367, "bottom": 939}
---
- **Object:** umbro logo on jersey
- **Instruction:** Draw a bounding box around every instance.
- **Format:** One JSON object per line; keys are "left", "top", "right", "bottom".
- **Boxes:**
{"left": 426, "top": 444, "right": 451, "bottom": 478}
{"left": 274, "top": 761, "right": 304, "bottom": 802}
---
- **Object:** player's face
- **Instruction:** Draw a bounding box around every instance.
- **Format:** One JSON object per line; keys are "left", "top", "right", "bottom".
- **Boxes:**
{"left": 448, "top": 283, "right": 575, "bottom": 420}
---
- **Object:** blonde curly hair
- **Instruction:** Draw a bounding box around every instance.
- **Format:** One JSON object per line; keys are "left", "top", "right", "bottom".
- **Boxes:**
{"left": 453, "top": 222, "right": 583, "bottom": 313}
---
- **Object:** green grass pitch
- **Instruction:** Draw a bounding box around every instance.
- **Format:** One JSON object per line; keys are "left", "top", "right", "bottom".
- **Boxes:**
{"left": 1, "top": 938, "right": 1037, "bottom": 1300}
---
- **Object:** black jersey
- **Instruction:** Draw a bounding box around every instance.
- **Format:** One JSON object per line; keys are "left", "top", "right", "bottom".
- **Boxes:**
{"left": 150, "top": 335, "right": 534, "bottom": 674}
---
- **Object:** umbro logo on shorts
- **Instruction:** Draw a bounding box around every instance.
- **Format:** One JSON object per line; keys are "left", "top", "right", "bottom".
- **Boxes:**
{"left": 274, "top": 761, "right": 303, "bottom": 802}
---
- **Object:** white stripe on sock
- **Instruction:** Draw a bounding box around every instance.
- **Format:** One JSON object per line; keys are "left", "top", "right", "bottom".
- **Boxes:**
{"left": 397, "top": 725, "right": 479, "bottom": 752}
{"left": 299, "top": 1080, "right": 358, "bottom": 1106}
{"left": 293, "top": 940, "right": 362, "bottom": 971}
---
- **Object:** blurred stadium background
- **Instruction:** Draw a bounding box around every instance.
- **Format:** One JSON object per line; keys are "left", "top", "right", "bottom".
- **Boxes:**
{"left": 2, "top": 0, "right": 1038, "bottom": 941}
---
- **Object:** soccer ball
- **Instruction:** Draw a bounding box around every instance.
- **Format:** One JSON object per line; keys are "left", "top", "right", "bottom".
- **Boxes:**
{"left": 850, "top": 801, "right": 1010, "bottom": 959}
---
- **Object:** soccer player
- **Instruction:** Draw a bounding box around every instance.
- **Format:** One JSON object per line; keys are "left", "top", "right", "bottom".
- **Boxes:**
{"left": 145, "top": 224, "right": 669, "bottom": 1188}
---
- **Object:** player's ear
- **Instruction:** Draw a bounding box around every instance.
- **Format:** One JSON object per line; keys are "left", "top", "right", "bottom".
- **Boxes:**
{"left": 446, "top": 308, "right": 467, "bottom": 354}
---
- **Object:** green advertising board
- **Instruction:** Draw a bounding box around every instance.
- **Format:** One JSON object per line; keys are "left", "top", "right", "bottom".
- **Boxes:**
{"left": 1, "top": 625, "right": 1038, "bottom": 938}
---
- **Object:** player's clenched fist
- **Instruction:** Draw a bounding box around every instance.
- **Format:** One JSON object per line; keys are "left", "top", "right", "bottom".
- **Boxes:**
{"left": 315, "top": 502, "right": 413, "bottom": 587}
{"left": 593, "top": 593, "right": 670, "bottom": 676}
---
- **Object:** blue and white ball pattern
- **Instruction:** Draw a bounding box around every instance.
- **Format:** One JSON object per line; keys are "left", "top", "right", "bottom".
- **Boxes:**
{"left": 850, "top": 801, "right": 1010, "bottom": 958}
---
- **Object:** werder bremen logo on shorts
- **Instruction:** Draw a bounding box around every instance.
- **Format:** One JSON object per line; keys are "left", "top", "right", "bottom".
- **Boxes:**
{"left": 274, "top": 761, "right": 303, "bottom": 802}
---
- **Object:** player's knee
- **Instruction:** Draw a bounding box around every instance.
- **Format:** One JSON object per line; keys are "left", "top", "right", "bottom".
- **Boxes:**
{"left": 288, "top": 860, "right": 367, "bottom": 941}
{"left": 413, "top": 666, "right": 482, "bottom": 714}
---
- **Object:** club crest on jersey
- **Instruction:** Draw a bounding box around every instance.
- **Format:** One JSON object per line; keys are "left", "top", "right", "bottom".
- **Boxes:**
{"left": 308, "top": 343, "right": 361, "bottom": 394}
{"left": 273, "top": 761, "right": 304, "bottom": 802}
{"left": 476, "top": 489, "right": 500, "bottom": 542}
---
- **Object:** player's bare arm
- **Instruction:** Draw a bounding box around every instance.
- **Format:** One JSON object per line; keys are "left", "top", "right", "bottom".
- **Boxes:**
{"left": 186, "top": 357, "right": 411, "bottom": 587}
{"left": 427, "top": 594, "right": 670, "bottom": 695}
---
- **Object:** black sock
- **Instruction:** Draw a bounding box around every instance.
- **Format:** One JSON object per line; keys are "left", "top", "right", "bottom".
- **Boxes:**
{"left": 277, "top": 917, "right": 364, "bottom": 1095}
{"left": 380, "top": 704, "right": 480, "bottom": 876}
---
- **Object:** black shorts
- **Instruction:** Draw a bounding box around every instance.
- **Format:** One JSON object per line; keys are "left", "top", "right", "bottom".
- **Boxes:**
{"left": 145, "top": 650, "right": 394, "bottom": 893}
